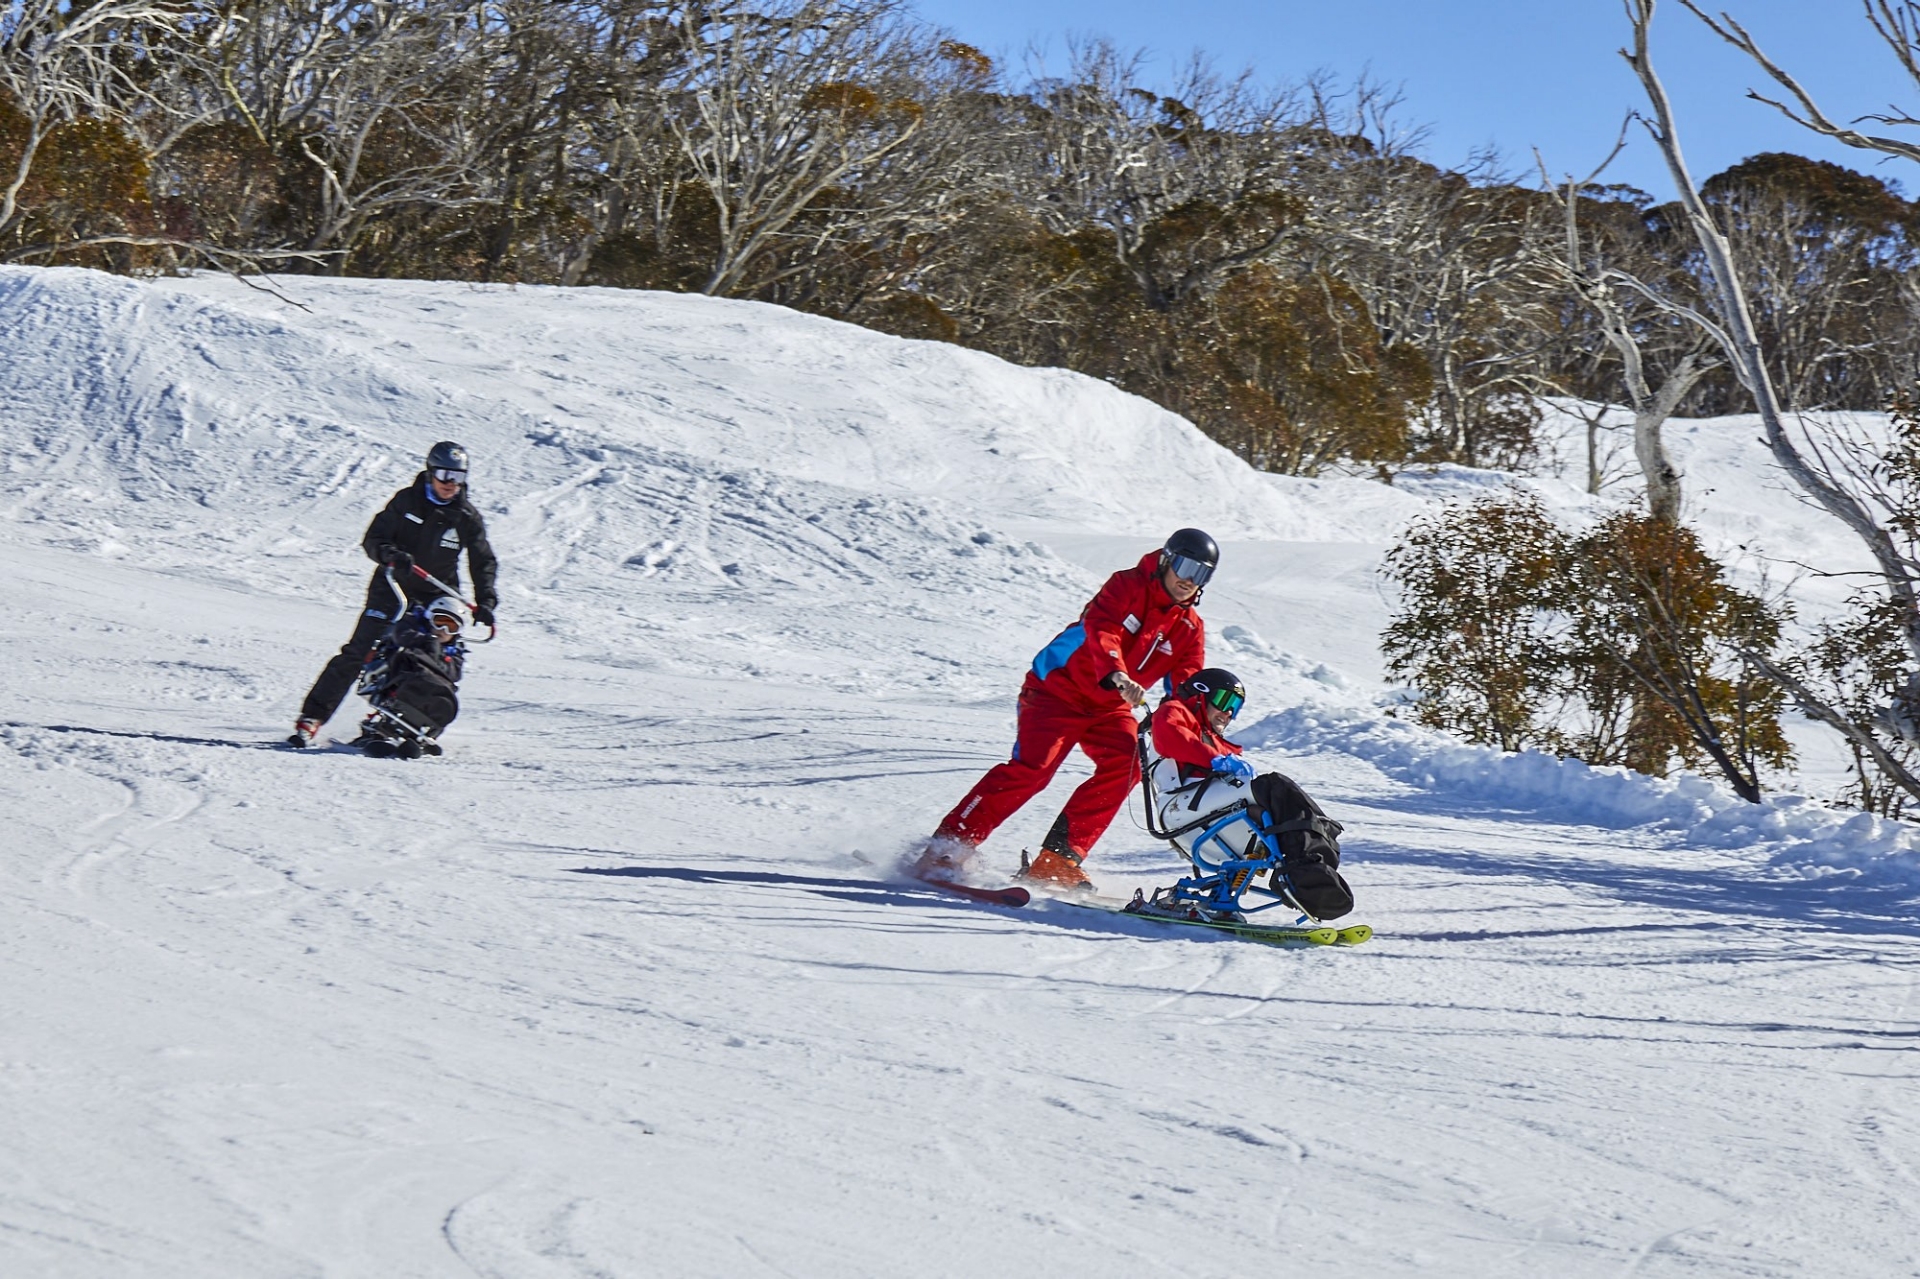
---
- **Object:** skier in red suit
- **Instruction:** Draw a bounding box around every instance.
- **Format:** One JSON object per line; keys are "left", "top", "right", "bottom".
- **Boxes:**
{"left": 921, "top": 528, "right": 1218, "bottom": 889}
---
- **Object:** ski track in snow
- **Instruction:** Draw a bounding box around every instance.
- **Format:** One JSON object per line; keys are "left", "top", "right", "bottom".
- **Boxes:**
{"left": 2, "top": 266, "right": 1918, "bottom": 1276}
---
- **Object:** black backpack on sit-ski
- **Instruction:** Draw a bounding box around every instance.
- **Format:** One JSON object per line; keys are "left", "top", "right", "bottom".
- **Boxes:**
{"left": 1250, "top": 772, "right": 1354, "bottom": 920}
{"left": 376, "top": 645, "right": 460, "bottom": 737}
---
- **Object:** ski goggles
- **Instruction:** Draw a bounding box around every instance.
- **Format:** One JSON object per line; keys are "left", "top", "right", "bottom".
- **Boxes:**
{"left": 1166, "top": 553, "right": 1214, "bottom": 587}
{"left": 1205, "top": 686, "right": 1245, "bottom": 719}
{"left": 431, "top": 468, "right": 467, "bottom": 484}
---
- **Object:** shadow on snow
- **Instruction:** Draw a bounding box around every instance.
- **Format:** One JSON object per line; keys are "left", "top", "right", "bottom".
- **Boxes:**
{"left": 2, "top": 719, "right": 288, "bottom": 752}
{"left": 1350, "top": 833, "right": 1920, "bottom": 942}
{"left": 568, "top": 862, "right": 1355, "bottom": 951}
{"left": 571, "top": 863, "right": 997, "bottom": 914}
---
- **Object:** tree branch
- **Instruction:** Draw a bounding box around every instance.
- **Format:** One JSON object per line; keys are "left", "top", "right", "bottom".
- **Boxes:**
{"left": 1679, "top": 0, "right": 1920, "bottom": 163}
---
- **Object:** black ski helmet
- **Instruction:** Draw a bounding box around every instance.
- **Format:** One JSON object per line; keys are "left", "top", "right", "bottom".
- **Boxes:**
{"left": 1164, "top": 528, "right": 1218, "bottom": 566}
{"left": 1161, "top": 527, "right": 1219, "bottom": 590}
{"left": 1177, "top": 667, "right": 1246, "bottom": 719}
{"left": 426, "top": 440, "right": 469, "bottom": 476}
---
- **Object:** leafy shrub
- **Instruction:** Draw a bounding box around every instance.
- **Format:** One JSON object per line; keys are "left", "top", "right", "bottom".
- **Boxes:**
{"left": 1382, "top": 496, "right": 1791, "bottom": 799}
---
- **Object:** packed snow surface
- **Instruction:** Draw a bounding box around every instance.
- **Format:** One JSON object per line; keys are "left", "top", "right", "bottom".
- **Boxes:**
{"left": 2, "top": 266, "right": 1917, "bottom": 1277}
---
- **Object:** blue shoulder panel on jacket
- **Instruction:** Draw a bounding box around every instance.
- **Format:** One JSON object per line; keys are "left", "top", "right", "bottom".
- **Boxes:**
{"left": 1031, "top": 622, "right": 1086, "bottom": 680}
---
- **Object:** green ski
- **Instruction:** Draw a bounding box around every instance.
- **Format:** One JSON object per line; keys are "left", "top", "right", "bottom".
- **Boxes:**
{"left": 1044, "top": 891, "right": 1372, "bottom": 947}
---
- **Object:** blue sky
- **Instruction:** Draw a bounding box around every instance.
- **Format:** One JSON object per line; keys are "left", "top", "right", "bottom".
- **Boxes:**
{"left": 908, "top": 0, "right": 1920, "bottom": 199}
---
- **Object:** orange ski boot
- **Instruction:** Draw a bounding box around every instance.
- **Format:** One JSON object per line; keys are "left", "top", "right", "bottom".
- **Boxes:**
{"left": 1017, "top": 847, "right": 1093, "bottom": 892}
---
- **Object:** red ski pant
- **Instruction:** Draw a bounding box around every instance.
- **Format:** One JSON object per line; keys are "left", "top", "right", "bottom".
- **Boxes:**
{"left": 936, "top": 682, "right": 1141, "bottom": 860}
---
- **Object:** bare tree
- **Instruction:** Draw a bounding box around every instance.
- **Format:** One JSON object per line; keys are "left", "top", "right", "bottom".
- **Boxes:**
{"left": 664, "top": 0, "right": 928, "bottom": 297}
{"left": 1694, "top": 154, "right": 1918, "bottom": 410}
{"left": 458, "top": 0, "right": 579, "bottom": 281}
{"left": 1013, "top": 43, "right": 1312, "bottom": 312}
{"left": 1308, "top": 142, "right": 1559, "bottom": 467}
{"left": 1682, "top": 0, "right": 1920, "bottom": 165}
{"left": 550, "top": 0, "right": 714, "bottom": 286}
{"left": 1621, "top": 0, "right": 1920, "bottom": 802}
{"left": 1681, "top": 7, "right": 1920, "bottom": 407}
{"left": 754, "top": 36, "right": 1020, "bottom": 317}
{"left": 1537, "top": 138, "right": 1715, "bottom": 521}
{"left": 171, "top": 0, "right": 497, "bottom": 266}
{"left": 1, "top": 0, "right": 180, "bottom": 258}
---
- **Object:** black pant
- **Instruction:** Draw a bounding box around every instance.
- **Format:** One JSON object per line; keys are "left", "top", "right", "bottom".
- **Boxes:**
{"left": 299, "top": 577, "right": 416, "bottom": 724}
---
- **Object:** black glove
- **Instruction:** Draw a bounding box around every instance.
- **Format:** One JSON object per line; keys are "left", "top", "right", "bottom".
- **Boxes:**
{"left": 472, "top": 603, "right": 495, "bottom": 627}
{"left": 383, "top": 548, "right": 414, "bottom": 573}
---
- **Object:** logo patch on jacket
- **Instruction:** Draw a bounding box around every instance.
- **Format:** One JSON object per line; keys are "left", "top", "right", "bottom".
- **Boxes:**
{"left": 1123, "top": 614, "right": 1141, "bottom": 634}
{"left": 440, "top": 528, "right": 461, "bottom": 549}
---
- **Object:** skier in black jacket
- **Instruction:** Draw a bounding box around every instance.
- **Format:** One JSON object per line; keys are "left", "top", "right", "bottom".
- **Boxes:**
{"left": 289, "top": 440, "right": 499, "bottom": 747}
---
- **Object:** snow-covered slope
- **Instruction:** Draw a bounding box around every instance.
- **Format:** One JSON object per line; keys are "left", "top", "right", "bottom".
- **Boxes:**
{"left": 3, "top": 267, "right": 1917, "bottom": 1277}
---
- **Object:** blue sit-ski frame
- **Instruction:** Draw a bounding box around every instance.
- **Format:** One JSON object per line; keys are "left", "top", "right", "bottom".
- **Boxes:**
{"left": 1155, "top": 804, "right": 1304, "bottom": 918}
{"left": 1137, "top": 731, "right": 1310, "bottom": 920}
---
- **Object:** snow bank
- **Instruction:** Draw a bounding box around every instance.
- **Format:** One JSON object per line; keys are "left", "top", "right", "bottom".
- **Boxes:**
{"left": 0, "top": 266, "right": 1422, "bottom": 696}
{"left": 1245, "top": 699, "right": 1920, "bottom": 887}
{"left": 0, "top": 266, "right": 1346, "bottom": 542}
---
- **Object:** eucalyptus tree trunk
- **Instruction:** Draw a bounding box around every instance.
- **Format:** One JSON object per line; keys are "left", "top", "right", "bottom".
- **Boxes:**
{"left": 1624, "top": 0, "right": 1920, "bottom": 800}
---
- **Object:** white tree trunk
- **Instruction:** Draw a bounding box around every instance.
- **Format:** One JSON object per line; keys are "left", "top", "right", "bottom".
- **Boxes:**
{"left": 1623, "top": 0, "right": 1920, "bottom": 662}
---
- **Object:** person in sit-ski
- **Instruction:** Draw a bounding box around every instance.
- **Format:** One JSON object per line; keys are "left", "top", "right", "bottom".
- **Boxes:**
{"left": 1147, "top": 667, "right": 1354, "bottom": 921}
{"left": 355, "top": 595, "right": 467, "bottom": 757}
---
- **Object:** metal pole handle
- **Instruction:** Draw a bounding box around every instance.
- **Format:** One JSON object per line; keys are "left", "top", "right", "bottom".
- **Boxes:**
{"left": 405, "top": 564, "right": 497, "bottom": 643}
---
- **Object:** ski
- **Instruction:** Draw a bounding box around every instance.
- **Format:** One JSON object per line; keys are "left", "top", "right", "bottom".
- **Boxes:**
{"left": 1118, "top": 904, "right": 1337, "bottom": 946}
{"left": 915, "top": 877, "right": 1031, "bottom": 908}
{"left": 1047, "top": 893, "right": 1372, "bottom": 947}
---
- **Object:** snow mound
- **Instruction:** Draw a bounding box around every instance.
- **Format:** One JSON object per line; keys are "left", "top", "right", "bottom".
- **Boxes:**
{"left": 1245, "top": 701, "right": 1920, "bottom": 888}
{"left": 0, "top": 267, "right": 1338, "bottom": 546}
{"left": 0, "top": 266, "right": 1412, "bottom": 696}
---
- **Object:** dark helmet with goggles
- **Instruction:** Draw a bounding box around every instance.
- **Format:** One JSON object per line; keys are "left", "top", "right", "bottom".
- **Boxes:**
{"left": 1177, "top": 667, "right": 1246, "bottom": 720}
{"left": 1161, "top": 527, "right": 1219, "bottom": 589}
{"left": 426, "top": 440, "right": 469, "bottom": 484}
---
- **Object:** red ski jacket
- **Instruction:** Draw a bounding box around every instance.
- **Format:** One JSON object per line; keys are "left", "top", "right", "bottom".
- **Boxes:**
{"left": 1026, "top": 551, "right": 1205, "bottom": 710}
{"left": 1151, "top": 696, "right": 1243, "bottom": 777}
